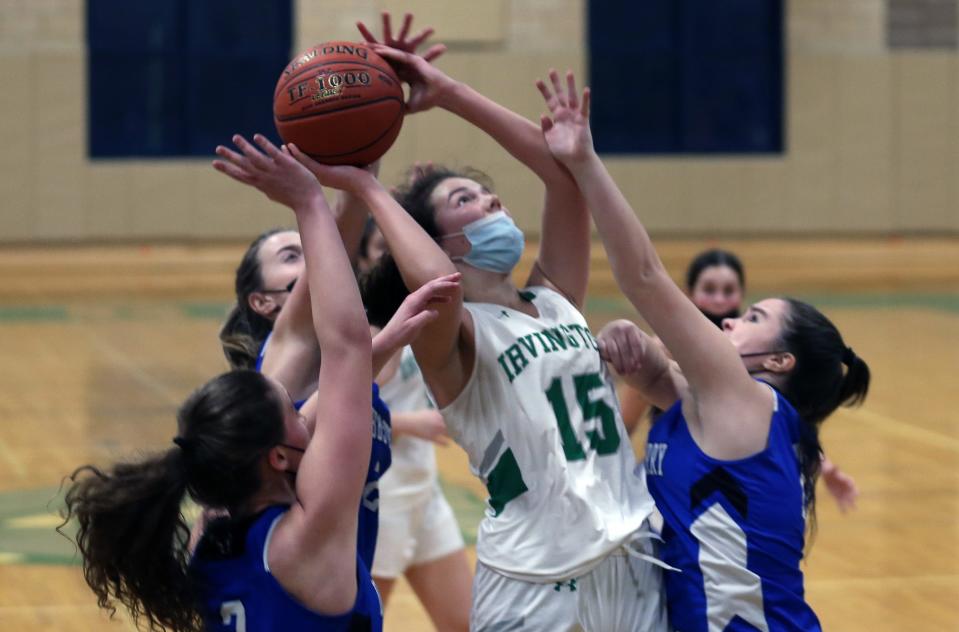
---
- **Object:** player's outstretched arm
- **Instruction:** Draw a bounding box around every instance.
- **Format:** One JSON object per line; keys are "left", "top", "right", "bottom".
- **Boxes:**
{"left": 214, "top": 134, "right": 371, "bottom": 566}
{"left": 535, "top": 73, "right": 772, "bottom": 453}
{"left": 287, "top": 148, "right": 469, "bottom": 402}
{"left": 261, "top": 162, "right": 378, "bottom": 399}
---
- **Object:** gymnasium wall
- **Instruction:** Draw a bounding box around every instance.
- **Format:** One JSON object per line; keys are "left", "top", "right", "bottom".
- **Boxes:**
{"left": 0, "top": 0, "right": 957, "bottom": 242}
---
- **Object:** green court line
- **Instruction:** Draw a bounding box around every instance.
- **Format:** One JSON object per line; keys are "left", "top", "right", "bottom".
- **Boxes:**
{"left": 1, "top": 480, "right": 489, "bottom": 567}
{"left": 181, "top": 303, "right": 231, "bottom": 319}
{"left": 0, "top": 306, "right": 69, "bottom": 322}
{"left": 0, "top": 486, "right": 80, "bottom": 566}
{"left": 1, "top": 293, "right": 958, "bottom": 324}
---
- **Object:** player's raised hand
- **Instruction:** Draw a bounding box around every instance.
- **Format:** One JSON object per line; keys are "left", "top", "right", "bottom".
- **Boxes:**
{"left": 536, "top": 69, "right": 594, "bottom": 167}
{"left": 286, "top": 143, "right": 378, "bottom": 194}
{"left": 367, "top": 44, "right": 454, "bottom": 114}
{"left": 597, "top": 319, "right": 648, "bottom": 376}
{"left": 357, "top": 11, "right": 448, "bottom": 113}
{"left": 379, "top": 273, "right": 462, "bottom": 352}
{"left": 213, "top": 134, "right": 327, "bottom": 210}
{"left": 357, "top": 11, "right": 446, "bottom": 64}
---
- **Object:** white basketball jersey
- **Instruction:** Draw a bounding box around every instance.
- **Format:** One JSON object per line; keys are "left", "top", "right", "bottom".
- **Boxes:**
{"left": 377, "top": 346, "right": 438, "bottom": 509}
{"left": 441, "top": 287, "right": 655, "bottom": 582}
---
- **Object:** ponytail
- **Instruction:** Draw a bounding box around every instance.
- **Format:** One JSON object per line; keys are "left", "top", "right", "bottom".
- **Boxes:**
{"left": 838, "top": 346, "right": 870, "bottom": 409}
{"left": 219, "top": 303, "right": 273, "bottom": 370}
{"left": 777, "top": 298, "right": 871, "bottom": 537}
{"left": 62, "top": 370, "right": 286, "bottom": 630}
{"left": 62, "top": 450, "right": 201, "bottom": 631}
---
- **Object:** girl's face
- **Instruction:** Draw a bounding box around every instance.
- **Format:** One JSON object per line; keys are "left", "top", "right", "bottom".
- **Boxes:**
{"left": 357, "top": 226, "right": 388, "bottom": 274}
{"left": 690, "top": 265, "right": 744, "bottom": 318}
{"left": 430, "top": 177, "right": 508, "bottom": 258}
{"left": 722, "top": 298, "right": 789, "bottom": 372}
{"left": 250, "top": 231, "right": 303, "bottom": 320}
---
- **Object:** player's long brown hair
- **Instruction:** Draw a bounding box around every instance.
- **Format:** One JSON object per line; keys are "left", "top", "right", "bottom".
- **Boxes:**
{"left": 220, "top": 228, "right": 288, "bottom": 369}
{"left": 778, "top": 298, "right": 870, "bottom": 535}
{"left": 60, "top": 370, "right": 285, "bottom": 631}
{"left": 361, "top": 165, "right": 491, "bottom": 326}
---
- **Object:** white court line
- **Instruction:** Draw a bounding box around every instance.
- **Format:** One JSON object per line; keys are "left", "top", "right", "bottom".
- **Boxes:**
{"left": 851, "top": 407, "right": 959, "bottom": 454}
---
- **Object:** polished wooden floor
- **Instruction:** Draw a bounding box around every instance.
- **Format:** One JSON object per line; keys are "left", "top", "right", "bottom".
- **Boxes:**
{"left": 0, "top": 238, "right": 957, "bottom": 631}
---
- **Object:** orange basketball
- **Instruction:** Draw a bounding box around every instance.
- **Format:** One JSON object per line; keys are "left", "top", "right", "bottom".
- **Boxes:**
{"left": 273, "top": 42, "right": 404, "bottom": 166}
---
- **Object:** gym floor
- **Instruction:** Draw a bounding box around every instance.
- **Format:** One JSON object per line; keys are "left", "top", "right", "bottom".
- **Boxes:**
{"left": 0, "top": 238, "right": 956, "bottom": 631}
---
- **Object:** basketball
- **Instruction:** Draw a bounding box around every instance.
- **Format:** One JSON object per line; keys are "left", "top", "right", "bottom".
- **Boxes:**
{"left": 273, "top": 41, "right": 404, "bottom": 166}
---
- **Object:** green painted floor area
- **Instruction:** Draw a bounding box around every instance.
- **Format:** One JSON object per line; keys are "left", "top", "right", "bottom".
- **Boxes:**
{"left": 1, "top": 481, "right": 488, "bottom": 567}
{"left": 1, "top": 291, "right": 958, "bottom": 325}
{"left": 0, "top": 486, "right": 78, "bottom": 566}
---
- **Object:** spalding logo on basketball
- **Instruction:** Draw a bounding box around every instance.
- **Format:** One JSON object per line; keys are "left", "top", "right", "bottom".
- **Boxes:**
{"left": 273, "top": 42, "right": 404, "bottom": 166}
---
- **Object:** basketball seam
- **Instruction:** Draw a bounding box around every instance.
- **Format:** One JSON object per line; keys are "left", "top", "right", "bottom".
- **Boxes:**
{"left": 274, "top": 96, "right": 404, "bottom": 123}
{"left": 274, "top": 60, "right": 400, "bottom": 99}
{"left": 300, "top": 109, "right": 403, "bottom": 160}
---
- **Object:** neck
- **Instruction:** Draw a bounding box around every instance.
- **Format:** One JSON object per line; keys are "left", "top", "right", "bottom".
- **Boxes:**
{"left": 457, "top": 263, "right": 529, "bottom": 311}
{"left": 239, "top": 476, "right": 296, "bottom": 518}
{"left": 748, "top": 370, "right": 786, "bottom": 392}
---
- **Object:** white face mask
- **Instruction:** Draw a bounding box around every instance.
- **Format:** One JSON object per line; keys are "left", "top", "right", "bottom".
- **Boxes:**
{"left": 441, "top": 211, "right": 525, "bottom": 273}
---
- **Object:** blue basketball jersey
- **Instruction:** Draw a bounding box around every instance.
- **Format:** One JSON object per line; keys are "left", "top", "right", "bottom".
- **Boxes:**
{"left": 645, "top": 384, "right": 821, "bottom": 632}
{"left": 360, "top": 383, "right": 392, "bottom": 570}
{"left": 254, "top": 336, "right": 392, "bottom": 571}
{"left": 192, "top": 505, "right": 383, "bottom": 631}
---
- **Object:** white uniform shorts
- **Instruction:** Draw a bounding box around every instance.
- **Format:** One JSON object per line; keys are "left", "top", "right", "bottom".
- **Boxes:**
{"left": 371, "top": 483, "right": 465, "bottom": 579}
{"left": 470, "top": 525, "right": 669, "bottom": 632}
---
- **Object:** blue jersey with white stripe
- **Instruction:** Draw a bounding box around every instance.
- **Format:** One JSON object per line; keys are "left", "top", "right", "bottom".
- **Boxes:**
{"left": 192, "top": 506, "right": 382, "bottom": 631}
{"left": 645, "top": 385, "right": 821, "bottom": 632}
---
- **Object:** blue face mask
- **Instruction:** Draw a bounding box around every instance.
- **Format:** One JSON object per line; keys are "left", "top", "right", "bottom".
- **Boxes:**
{"left": 443, "top": 211, "right": 525, "bottom": 273}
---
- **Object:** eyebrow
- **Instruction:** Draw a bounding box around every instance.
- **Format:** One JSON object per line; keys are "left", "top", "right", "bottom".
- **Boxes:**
{"left": 276, "top": 244, "right": 301, "bottom": 257}
{"left": 446, "top": 186, "right": 490, "bottom": 203}
{"left": 750, "top": 305, "right": 769, "bottom": 318}
{"left": 446, "top": 187, "right": 470, "bottom": 202}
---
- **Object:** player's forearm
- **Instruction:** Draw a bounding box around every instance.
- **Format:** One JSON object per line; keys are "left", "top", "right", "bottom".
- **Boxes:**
{"left": 333, "top": 161, "right": 378, "bottom": 266}
{"left": 567, "top": 153, "right": 668, "bottom": 297}
{"left": 440, "top": 81, "right": 570, "bottom": 185}
{"left": 357, "top": 184, "right": 457, "bottom": 289}
{"left": 293, "top": 197, "right": 370, "bottom": 352}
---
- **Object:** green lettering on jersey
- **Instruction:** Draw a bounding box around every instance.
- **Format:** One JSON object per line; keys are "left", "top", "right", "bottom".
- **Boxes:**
{"left": 496, "top": 323, "right": 599, "bottom": 383}
{"left": 518, "top": 334, "right": 540, "bottom": 359}
{"left": 544, "top": 372, "right": 621, "bottom": 461}
{"left": 542, "top": 328, "right": 568, "bottom": 351}
{"left": 545, "top": 378, "right": 587, "bottom": 460}
{"left": 486, "top": 448, "right": 528, "bottom": 516}
{"left": 575, "top": 373, "right": 620, "bottom": 454}
{"left": 504, "top": 344, "right": 529, "bottom": 377}
{"left": 496, "top": 352, "right": 515, "bottom": 382}
{"left": 559, "top": 324, "right": 580, "bottom": 348}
